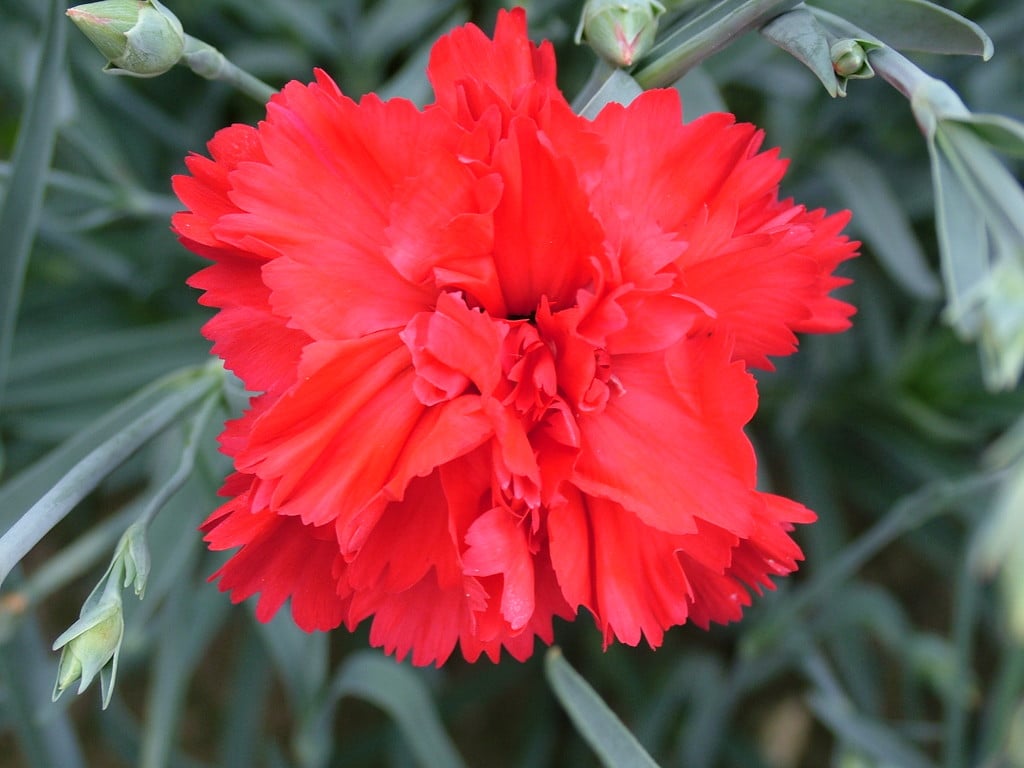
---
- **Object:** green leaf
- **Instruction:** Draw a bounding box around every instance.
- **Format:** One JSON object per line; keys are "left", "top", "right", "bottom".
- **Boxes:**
{"left": 545, "top": 647, "right": 661, "bottom": 768}
{"left": 576, "top": 68, "right": 644, "bottom": 119}
{"left": 673, "top": 65, "right": 727, "bottom": 118}
{"left": 0, "top": 0, "right": 68, "bottom": 417}
{"left": 301, "top": 651, "right": 466, "bottom": 768}
{"left": 217, "top": 629, "right": 273, "bottom": 768}
{"left": 252, "top": 610, "right": 328, "bottom": 715}
{"left": 0, "top": 594, "right": 85, "bottom": 768}
{"left": 359, "top": 0, "right": 459, "bottom": 60}
{"left": 760, "top": 7, "right": 838, "bottom": 97}
{"left": 808, "top": 691, "right": 938, "bottom": 768}
{"left": 809, "top": 0, "right": 993, "bottom": 59}
{"left": 930, "top": 137, "right": 988, "bottom": 334}
{"left": 948, "top": 113, "right": 1024, "bottom": 159}
{"left": 0, "top": 365, "right": 219, "bottom": 589}
{"left": 824, "top": 149, "right": 941, "bottom": 300}
{"left": 939, "top": 123, "right": 1024, "bottom": 243}
{"left": 139, "top": 574, "right": 231, "bottom": 768}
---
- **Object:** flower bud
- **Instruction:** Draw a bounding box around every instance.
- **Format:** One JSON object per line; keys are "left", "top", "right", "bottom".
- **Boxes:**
{"left": 576, "top": 0, "right": 666, "bottom": 67}
{"left": 831, "top": 39, "right": 870, "bottom": 79}
{"left": 66, "top": 0, "right": 185, "bottom": 77}
{"left": 52, "top": 596, "right": 124, "bottom": 708}
{"left": 118, "top": 523, "right": 150, "bottom": 598}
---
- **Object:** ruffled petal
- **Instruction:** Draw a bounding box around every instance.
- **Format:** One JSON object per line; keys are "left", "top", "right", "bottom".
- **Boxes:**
{"left": 236, "top": 334, "right": 423, "bottom": 529}
{"left": 573, "top": 331, "right": 759, "bottom": 536}
{"left": 428, "top": 8, "right": 560, "bottom": 120}
{"left": 490, "top": 116, "right": 605, "bottom": 317}
{"left": 186, "top": 247, "right": 308, "bottom": 396}
{"left": 204, "top": 495, "right": 349, "bottom": 631}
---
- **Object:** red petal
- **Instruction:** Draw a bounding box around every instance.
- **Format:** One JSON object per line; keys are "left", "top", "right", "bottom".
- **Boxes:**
{"left": 205, "top": 496, "right": 348, "bottom": 631}
{"left": 237, "top": 334, "right": 423, "bottom": 528}
{"left": 463, "top": 507, "right": 536, "bottom": 630}
{"left": 573, "top": 332, "right": 759, "bottom": 536}
{"left": 428, "top": 8, "right": 559, "bottom": 119}
{"left": 587, "top": 496, "right": 692, "bottom": 648}
{"left": 187, "top": 248, "right": 308, "bottom": 396}
{"left": 489, "top": 117, "right": 605, "bottom": 317}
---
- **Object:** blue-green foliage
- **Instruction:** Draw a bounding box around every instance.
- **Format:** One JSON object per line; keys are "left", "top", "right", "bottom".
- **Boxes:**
{"left": 0, "top": 1, "right": 1022, "bottom": 766}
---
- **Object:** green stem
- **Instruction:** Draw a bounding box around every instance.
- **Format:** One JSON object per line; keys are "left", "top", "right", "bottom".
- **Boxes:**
{"left": 136, "top": 388, "right": 221, "bottom": 530}
{"left": 0, "top": 366, "right": 217, "bottom": 590}
{"left": 0, "top": 508, "right": 133, "bottom": 639}
{"left": 180, "top": 35, "right": 277, "bottom": 103}
{"left": 633, "top": 0, "right": 801, "bottom": 88}
{"left": 978, "top": 643, "right": 1024, "bottom": 763}
{"left": 944, "top": 552, "right": 978, "bottom": 768}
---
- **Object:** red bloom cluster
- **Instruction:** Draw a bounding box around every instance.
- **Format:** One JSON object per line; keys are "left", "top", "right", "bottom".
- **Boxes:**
{"left": 173, "top": 9, "right": 856, "bottom": 665}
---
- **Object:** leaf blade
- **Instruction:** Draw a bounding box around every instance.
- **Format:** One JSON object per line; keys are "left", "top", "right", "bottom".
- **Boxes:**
{"left": 545, "top": 647, "right": 661, "bottom": 768}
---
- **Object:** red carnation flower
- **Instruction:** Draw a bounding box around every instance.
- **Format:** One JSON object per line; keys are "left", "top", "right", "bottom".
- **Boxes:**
{"left": 173, "top": 8, "right": 856, "bottom": 665}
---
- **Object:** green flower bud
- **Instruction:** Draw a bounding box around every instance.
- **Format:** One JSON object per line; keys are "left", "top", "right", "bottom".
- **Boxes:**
{"left": 118, "top": 523, "right": 150, "bottom": 598}
{"left": 576, "top": 0, "right": 666, "bottom": 68}
{"left": 830, "top": 39, "right": 870, "bottom": 79}
{"left": 66, "top": 0, "right": 185, "bottom": 77}
{"left": 52, "top": 596, "right": 124, "bottom": 709}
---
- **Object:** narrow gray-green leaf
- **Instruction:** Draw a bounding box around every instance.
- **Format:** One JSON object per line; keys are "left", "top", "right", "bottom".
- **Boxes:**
{"left": 0, "top": 365, "right": 218, "bottom": 589}
{"left": 0, "top": 365, "right": 214, "bottom": 530}
{"left": 673, "top": 65, "right": 727, "bottom": 119}
{"left": 930, "top": 139, "right": 988, "bottom": 333}
{"left": 760, "top": 7, "right": 839, "bottom": 96}
{"left": 577, "top": 69, "right": 644, "bottom": 119}
{"left": 825, "top": 150, "right": 940, "bottom": 300}
{"left": 0, "top": 598, "right": 85, "bottom": 768}
{"left": 939, "top": 123, "right": 1024, "bottom": 243}
{"left": 948, "top": 113, "right": 1024, "bottom": 159}
{"left": 218, "top": 630, "right": 273, "bottom": 768}
{"left": 0, "top": 0, "right": 68, "bottom": 415}
{"left": 315, "top": 651, "right": 466, "bottom": 768}
{"left": 804, "top": 649, "right": 939, "bottom": 768}
{"left": 809, "top": 0, "right": 993, "bottom": 59}
{"left": 545, "top": 647, "right": 661, "bottom": 768}
{"left": 140, "top": 576, "right": 230, "bottom": 768}
{"left": 808, "top": 691, "right": 938, "bottom": 768}
{"left": 252, "top": 610, "right": 328, "bottom": 713}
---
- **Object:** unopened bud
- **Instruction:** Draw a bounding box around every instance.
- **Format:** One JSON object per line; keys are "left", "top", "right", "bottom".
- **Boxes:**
{"left": 831, "top": 39, "right": 870, "bottom": 79}
{"left": 67, "top": 0, "right": 185, "bottom": 77}
{"left": 117, "top": 524, "right": 149, "bottom": 602}
{"left": 576, "top": 0, "right": 666, "bottom": 67}
{"left": 52, "top": 596, "right": 124, "bottom": 708}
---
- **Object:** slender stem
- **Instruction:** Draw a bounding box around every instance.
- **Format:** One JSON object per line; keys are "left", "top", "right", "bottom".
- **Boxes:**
{"left": 181, "top": 35, "right": 277, "bottom": 103}
{"left": 633, "top": 0, "right": 801, "bottom": 88}
{"left": 944, "top": 552, "right": 978, "bottom": 768}
{"left": 869, "top": 46, "right": 928, "bottom": 101}
{"left": 136, "top": 389, "right": 221, "bottom": 530}
{"left": 0, "top": 508, "right": 133, "bottom": 631}
{"left": 0, "top": 367, "right": 217, "bottom": 590}
{"left": 978, "top": 643, "right": 1024, "bottom": 763}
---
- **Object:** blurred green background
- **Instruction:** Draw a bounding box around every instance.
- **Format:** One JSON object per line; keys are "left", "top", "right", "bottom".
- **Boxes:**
{"left": 1, "top": 1, "right": 1023, "bottom": 766}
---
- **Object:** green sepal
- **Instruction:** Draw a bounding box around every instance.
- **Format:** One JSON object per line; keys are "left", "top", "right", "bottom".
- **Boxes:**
{"left": 760, "top": 7, "right": 839, "bottom": 97}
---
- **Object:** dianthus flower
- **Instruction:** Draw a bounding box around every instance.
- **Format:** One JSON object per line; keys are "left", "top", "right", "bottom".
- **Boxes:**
{"left": 173, "top": 8, "right": 856, "bottom": 665}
